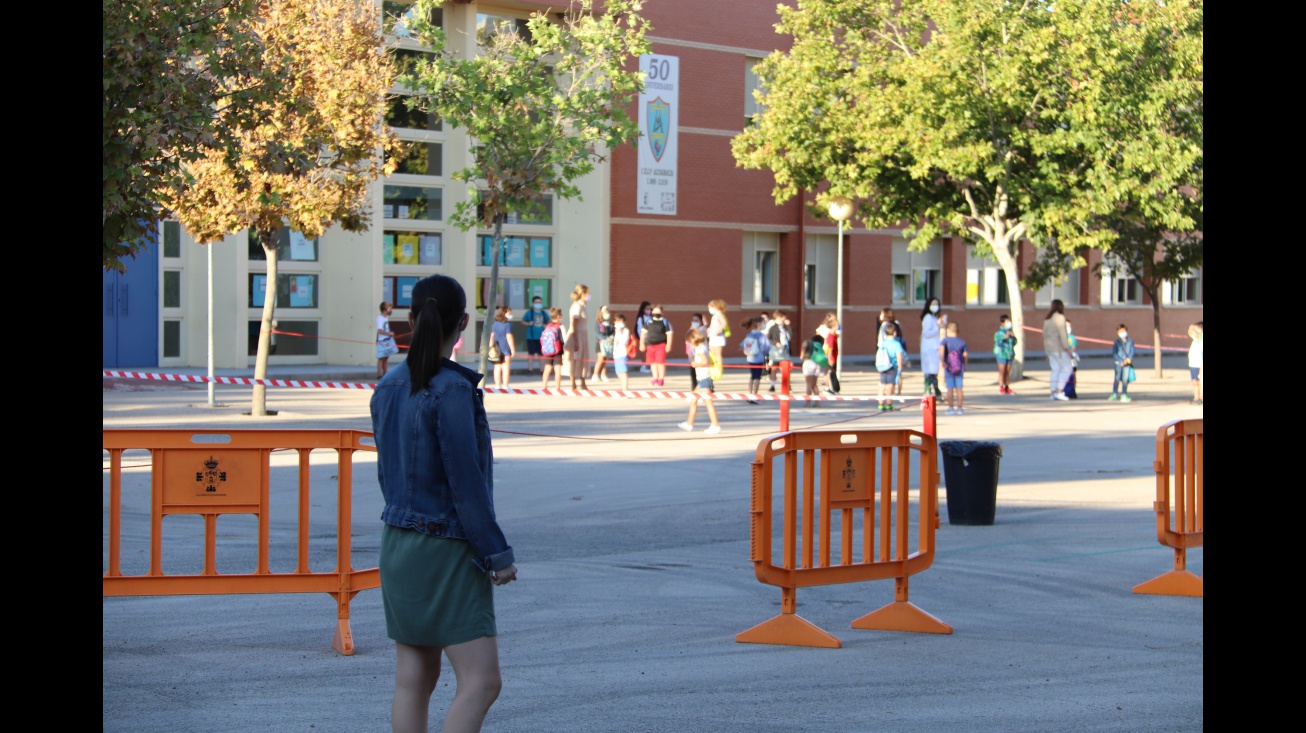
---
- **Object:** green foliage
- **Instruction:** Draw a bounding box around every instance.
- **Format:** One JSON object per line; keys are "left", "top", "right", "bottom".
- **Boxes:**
{"left": 734, "top": 0, "right": 1202, "bottom": 374}
{"left": 398, "top": 0, "right": 650, "bottom": 229}
{"left": 102, "top": 0, "right": 262, "bottom": 272}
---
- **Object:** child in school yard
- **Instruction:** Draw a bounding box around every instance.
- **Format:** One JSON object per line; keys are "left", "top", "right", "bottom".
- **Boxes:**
{"left": 1063, "top": 319, "right": 1080, "bottom": 399}
{"left": 993, "top": 314, "right": 1017, "bottom": 394}
{"left": 686, "top": 313, "right": 706, "bottom": 390}
{"left": 539, "top": 307, "right": 564, "bottom": 390}
{"left": 612, "top": 314, "right": 632, "bottom": 393}
{"left": 1109, "top": 323, "right": 1135, "bottom": 402}
{"left": 801, "top": 335, "right": 829, "bottom": 408}
{"left": 875, "top": 322, "right": 906, "bottom": 412}
{"left": 678, "top": 328, "right": 722, "bottom": 434}
{"left": 765, "top": 310, "right": 790, "bottom": 392}
{"left": 739, "top": 316, "right": 769, "bottom": 403}
{"left": 1188, "top": 321, "right": 1203, "bottom": 405}
{"left": 938, "top": 321, "right": 969, "bottom": 415}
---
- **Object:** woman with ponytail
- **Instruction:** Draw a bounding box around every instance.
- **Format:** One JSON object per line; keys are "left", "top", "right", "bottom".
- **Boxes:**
{"left": 370, "top": 274, "right": 517, "bottom": 733}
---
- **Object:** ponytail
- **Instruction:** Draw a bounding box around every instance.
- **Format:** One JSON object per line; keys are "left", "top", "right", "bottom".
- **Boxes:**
{"left": 406, "top": 275, "right": 467, "bottom": 396}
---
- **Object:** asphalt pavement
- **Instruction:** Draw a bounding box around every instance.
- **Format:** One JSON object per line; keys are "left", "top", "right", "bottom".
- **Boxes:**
{"left": 103, "top": 353, "right": 1203, "bottom": 732}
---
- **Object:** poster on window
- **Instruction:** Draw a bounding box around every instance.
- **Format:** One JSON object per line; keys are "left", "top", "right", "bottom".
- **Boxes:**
{"left": 637, "top": 54, "right": 678, "bottom": 216}
{"left": 397, "top": 235, "right": 420, "bottom": 264}
{"left": 419, "top": 235, "right": 441, "bottom": 265}
{"left": 289, "top": 275, "right": 315, "bottom": 307}
{"left": 289, "top": 230, "right": 314, "bottom": 261}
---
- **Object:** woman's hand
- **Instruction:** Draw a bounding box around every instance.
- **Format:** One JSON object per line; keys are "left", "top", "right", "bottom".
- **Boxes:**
{"left": 491, "top": 564, "right": 517, "bottom": 586}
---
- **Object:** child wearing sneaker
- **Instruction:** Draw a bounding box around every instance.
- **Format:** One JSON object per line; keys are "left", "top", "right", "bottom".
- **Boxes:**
{"left": 801, "top": 335, "right": 829, "bottom": 408}
{"left": 993, "top": 314, "right": 1017, "bottom": 394}
{"left": 1187, "top": 321, "right": 1203, "bottom": 405}
{"left": 739, "top": 316, "right": 769, "bottom": 403}
{"left": 613, "top": 314, "right": 632, "bottom": 393}
{"left": 939, "top": 322, "right": 968, "bottom": 414}
{"left": 876, "top": 322, "right": 906, "bottom": 412}
{"left": 1109, "top": 324, "right": 1135, "bottom": 402}
{"left": 678, "top": 328, "right": 722, "bottom": 434}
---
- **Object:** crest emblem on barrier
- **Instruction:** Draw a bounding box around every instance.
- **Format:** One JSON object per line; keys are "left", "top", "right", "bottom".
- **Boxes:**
{"left": 646, "top": 97, "right": 670, "bottom": 161}
{"left": 196, "top": 455, "right": 228, "bottom": 493}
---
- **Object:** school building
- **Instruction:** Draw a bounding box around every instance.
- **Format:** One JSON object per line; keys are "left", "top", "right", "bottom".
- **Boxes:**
{"left": 102, "top": 0, "right": 1202, "bottom": 372}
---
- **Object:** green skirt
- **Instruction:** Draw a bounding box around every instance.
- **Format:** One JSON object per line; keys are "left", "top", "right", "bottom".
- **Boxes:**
{"left": 380, "top": 524, "right": 497, "bottom": 647}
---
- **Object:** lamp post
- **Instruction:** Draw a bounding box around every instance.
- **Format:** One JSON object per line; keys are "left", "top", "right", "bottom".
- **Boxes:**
{"left": 827, "top": 196, "right": 853, "bottom": 385}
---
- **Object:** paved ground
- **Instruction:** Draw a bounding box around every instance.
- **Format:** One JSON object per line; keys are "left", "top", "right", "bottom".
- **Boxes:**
{"left": 103, "top": 354, "right": 1203, "bottom": 732}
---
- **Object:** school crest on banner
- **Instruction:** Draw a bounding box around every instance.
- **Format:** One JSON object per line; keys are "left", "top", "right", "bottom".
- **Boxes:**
{"left": 646, "top": 98, "right": 669, "bottom": 161}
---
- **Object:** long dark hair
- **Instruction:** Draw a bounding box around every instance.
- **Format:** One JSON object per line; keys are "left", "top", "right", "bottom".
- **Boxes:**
{"left": 407, "top": 275, "right": 466, "bottom": 396}
{"left": 1045, "top": 299, "right": 1065, "bottom": 320}
{"left": 919, "top": 297, "right": 940, "bottom": 322}
{"left": 635, "top": 300, "right": 651, "bottom": 326}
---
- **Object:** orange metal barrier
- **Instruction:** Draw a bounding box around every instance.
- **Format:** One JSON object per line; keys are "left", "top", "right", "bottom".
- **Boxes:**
{"left": 737, "top": 429, "right": 952, "bottom": 648}
{"left": 103, "top": 429, "right": 380, "bottom": 655}
{"left": 1133, "top": 419, "right": 1203, "bottom": 597}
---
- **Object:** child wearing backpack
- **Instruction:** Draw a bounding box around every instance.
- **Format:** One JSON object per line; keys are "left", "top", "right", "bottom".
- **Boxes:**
{"left": 539, "top": 307, "right": 564, "bottom": 390}
{"left": 739, "top": 316, "right": 769, "bottom": 403}
{"left": 938, "top": 321, "right": 969, "bottom": 415}
{"left": 875, "top": 322, "right": 907, "bottom": 412}
{"left": 801, "top": 335, "right": 829, "bottom": 408}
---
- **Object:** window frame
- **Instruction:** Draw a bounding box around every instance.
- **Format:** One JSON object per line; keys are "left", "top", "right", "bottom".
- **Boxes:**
{"left": 891, "top": 238, "right": 942, "bottom": 306}
{"left": 741, "top": 232, "right": 779, "bottom": 308}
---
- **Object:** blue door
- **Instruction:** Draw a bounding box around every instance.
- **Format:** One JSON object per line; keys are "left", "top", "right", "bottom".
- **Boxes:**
{"left": 103, "top": 235, "right": 159, "bottom": 368}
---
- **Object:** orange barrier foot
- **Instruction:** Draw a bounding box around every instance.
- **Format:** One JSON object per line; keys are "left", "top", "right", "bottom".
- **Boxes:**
{"left": 850, "top": 601, "right": 953, "bottom": 635}
{"left": 736, "top": 613, "right": 842, "bottom": 648}
{"left": 333, "top": 621, "right": 356, "bottom": 656}
{"left": 1132, "top": 570, "right": 1203, "bottom": 598}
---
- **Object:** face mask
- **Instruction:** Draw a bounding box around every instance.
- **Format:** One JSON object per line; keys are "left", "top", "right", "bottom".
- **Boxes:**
{"left": 1003, "top": 323, "right": 1012, "bottom": 331}
{"left": 929, "top": 304, "right": 939, "bottom": 313}
{"left": 692, "top": 320, "right": 701, "bottom": 327}
{"left": 1119, "top": 332, "right": 1127, "bottom": 339}
{"left": 533, "top": 304, "right": 542, "bottom": 310}
{"left": 1067, "top": 325, "right": 1073, "bottom": 334}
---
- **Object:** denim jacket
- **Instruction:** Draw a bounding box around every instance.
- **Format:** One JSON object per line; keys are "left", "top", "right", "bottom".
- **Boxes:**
{"left": 370, "top": 358, "right": 514, "bottom": 573}
{"left": 1112, "top": 337, "right": 1135, "bottom": 366}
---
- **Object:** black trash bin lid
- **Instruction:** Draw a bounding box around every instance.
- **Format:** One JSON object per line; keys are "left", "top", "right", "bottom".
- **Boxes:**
{"left": 938, "top": 440, "right": 1003, "bottom": 459}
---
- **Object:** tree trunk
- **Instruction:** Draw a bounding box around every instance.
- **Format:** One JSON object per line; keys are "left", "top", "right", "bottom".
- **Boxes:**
{"left": 989, "top": 234, "right": 1025, "bottom": 381}
{"left": 251, "top": 232, "right": 277, "bottom": 416}
{"left": 475, "top": 214, "right": 505, "bottom": 381}
{"left": 1151, "top": 297, "right": 1164, "bottom": 378}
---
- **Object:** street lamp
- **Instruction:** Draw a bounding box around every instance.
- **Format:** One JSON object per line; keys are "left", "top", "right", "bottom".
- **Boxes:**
{"left": 827, "top": 195, "right": 853, "bottom": 385}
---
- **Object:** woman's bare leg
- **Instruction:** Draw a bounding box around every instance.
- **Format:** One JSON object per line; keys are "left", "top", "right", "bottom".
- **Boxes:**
{"left": 392, "top": 641, "right": 442, "bottom": 733}
{"left": 441, "top": 636, "right": 503, "bottom": 733}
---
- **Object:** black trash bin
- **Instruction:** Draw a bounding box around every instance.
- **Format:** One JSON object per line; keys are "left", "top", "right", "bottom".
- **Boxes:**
{"left": 938, "top": 440, "right": 1003, "bottom": 525}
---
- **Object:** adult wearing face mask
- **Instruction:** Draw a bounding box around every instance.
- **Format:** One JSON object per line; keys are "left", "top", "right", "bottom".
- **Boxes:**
{"left": 521, "top": 295, "right": 548, "bottom": 375}
{"left": 919, "top": 297, "right": 946, "bottom": 400}
{"left": 1042, "top": 299, "right": 1073, "bottom": 401}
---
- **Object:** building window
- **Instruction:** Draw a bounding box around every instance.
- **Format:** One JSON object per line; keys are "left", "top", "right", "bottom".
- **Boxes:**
{"left": 741, "top": 232, "right": 778, "bottom": 306}
{"left": 804, "top": 234, "right": 837, "bottom": 306}
{"left": 1100, "top": 260, "right": 1141, "bottom": 305}
{"left": 1163, "top": 270, "right": 1201, "bottom": 305}
{"left": 965, "top": 246, "right": 1009, "bottom": 306}
{"left": 1034, "top": 269, "right": 1082, "bottom": 307}
{"left": 163, "top": 220, "right": 181, "bottom": 258}
{"left": 477, "top": 277, "right": 551, "bottom": 311}
{"left": 744, "top": 57, "right": 766, "bottom": 128}
{"left": 390, "top": 141, "right": 442, "bottom": 177}
{"left": 247, "top": 228, "right": 319, "bottom": 261}
{"left": 248, "top": 320, "right": 319, "bottom": 356}
{"left": 163, "top": 270, "right": 182, "bottom": 308}
{"left": 891, "top": 238, "right": 941, "bottom": 305}
{"left": 383, "top": 231, "right": 442, "bottom": 265}
{"left": 477, "top": 13, "right": 531, "bottom": 46}
{"left": 384, "top": 185, "right": 443, "bottom": 221}
{"left": 387, "top": 95, "right": 442, "bottom": 132}
{"left": 478, "top": 236, "right": 552, "bottom": 267}
{"left": 163, "top": 320, "right": 181, "bottom": 358}
{"left": 478, "top": 194, "right": 553, "bottom": 225}
{"left": 250, "top": 273, "right": 319, "bottom": 308}
{"left": 382, "top": 0, "right": 441, "bottom": 41}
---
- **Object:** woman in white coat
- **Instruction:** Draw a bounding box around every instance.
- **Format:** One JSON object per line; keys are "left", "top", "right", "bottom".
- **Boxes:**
{"left": 919, "top": 297, "right": 945, "bottom": 399}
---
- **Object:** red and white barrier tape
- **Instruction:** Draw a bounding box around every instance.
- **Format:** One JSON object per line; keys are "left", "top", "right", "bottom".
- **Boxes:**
{"left": 102, "top": 370, "right": 918, "bottom": 402}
